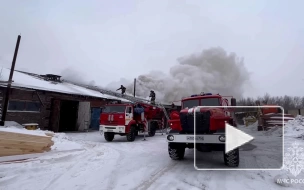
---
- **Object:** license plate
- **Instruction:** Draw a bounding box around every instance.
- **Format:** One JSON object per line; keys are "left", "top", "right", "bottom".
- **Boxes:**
{"left": 186, "top": 136, "right": 204, "bottom": 141}
{"left": 107, "top": 130, "right": 113, "bottom": 132}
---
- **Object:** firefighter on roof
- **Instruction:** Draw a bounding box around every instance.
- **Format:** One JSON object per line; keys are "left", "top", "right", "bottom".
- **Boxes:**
{"left": 149, "top": 90, "right": 156, "bottom": 105}
{"left": 117, "top": 85, "right": 126, "bottom": 95}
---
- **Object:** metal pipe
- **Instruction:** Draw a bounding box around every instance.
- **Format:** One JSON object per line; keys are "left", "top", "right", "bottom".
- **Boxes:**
{"left": 0, "top": 35, "right": 21, "bottom": 126}
{"left": 133, "top": 78, "right": 136, "bottom": 97}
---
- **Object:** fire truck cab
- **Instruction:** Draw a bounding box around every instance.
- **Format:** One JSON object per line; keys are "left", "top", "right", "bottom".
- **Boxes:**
{"left": 166, "top": 93, "right": 239, "bottom": 167}
{"left": 100, "top": 103, "right": 162, "bottom": 142}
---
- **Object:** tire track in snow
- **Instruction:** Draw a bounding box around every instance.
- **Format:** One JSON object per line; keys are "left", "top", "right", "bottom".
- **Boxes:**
{"left": 105, "top": 146, "right": 127, "bottom": 190}
{"left": 42, "top": 152, "right": 91, "bottom": 190}
{"left": 42, "top": 144, "right": 104, "bottom": 190}
{"left": 42, "top": 163, "right": 77, "bottom": 190}
{"left": 132, "top": 162, "right": 178, "bottom": 190}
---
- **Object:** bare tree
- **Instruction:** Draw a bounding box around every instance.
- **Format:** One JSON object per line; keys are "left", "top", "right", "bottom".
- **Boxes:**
{"left": 293, "top": 96, "right": 302, "bottom": 109}
{"left": 263, "top": 93, "right": 270, "bottom": 104}
{"left": 237, "top": 94, "right": 304, "bottom": 110}
{"left": 283, "top": 95, "right": 292, "bottom": 110}
{"left": 301, "top": 97, "right": 304, "bottom": 108}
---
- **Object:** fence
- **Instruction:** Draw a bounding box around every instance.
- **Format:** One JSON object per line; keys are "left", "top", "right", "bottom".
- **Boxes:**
{"left": 286, "top": 109, "right": 304, "bottom": 117}
{"left": 234, "top": 109, "right": 302, "bottom": 128}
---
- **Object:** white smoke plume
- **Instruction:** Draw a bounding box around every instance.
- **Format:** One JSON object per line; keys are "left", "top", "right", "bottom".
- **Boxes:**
{"left": 60, "top": 67, "right": 89, "bottom": 85}
{"left": 111, "top": 47, "right": 251, "bottom": 104}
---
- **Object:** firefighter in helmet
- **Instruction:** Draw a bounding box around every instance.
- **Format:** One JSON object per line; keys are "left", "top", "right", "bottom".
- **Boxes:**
{"left": 170, "top": 102, "right": 176, "bottom": 113}
{"left": 149, "top": 90, "right": 156, "bottom": 105}
{"left": 171, "top": 103, "right": 175, "bottom": 109}
{"left": 117, "top": 85, "right": 126, "bottom": 95}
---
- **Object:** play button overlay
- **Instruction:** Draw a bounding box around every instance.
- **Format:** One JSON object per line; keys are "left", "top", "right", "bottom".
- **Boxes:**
{"left": 194, "top": 106, "right": 284, "bottom": 170}
{"left": 225, "top": 122, "right": 254, "bottom": 153}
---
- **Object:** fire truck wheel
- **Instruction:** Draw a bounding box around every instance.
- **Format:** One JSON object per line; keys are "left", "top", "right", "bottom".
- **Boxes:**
{"left": 148, "top": 121, "right": 158, "bottom": 137}
{"left": 148, "top": 129, "right": 156, "bottom": 137}
{"left": 223, "top": 148, "right": 239, "bottom": 167}
{"left": 126, "top": 126, "right": 136, "bottom": 142}
{"left": 168, "top": 143, "right": 185, "bottom": 160}
{"left": 148, "top": 127, "right": 156, "bottom": 137}
{"left": 104, "top": 132, "right": 115, "bottom": 142}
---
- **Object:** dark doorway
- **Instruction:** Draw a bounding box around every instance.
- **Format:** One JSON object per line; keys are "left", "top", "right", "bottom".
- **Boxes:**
{"left": 59, "top": 100, "right": 79, "bottom": 132}
{"left": 90, "top": 107, "right": 101, "bottom": 130}
{"left": 49, "top": 99, "right": 61, "bottom": 132}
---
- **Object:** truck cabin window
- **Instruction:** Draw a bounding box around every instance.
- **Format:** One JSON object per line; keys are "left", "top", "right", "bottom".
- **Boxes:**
{"left": 183, "top": 98, "right": 221, "bottom": 108}
{"left": 102, "top": 106, "right": 126, "bottom": 113}
{"left": 201, "top": 98, "right": 221, "bottom": 106}
{"left": 183, "top": 99, "right": 199, "bottom": 109}
{"left": 127, "top": 107, "right": 132, "bottom": 113}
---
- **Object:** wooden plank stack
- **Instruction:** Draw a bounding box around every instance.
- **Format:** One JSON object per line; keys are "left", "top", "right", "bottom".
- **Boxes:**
{"left": 0, "top": 131, "right": 54, "bottom": 157}
{"left": 261, "top": 113, "right": 295, "bottom": 127}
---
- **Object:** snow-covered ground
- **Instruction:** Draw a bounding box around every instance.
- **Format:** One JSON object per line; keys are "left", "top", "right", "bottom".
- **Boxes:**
{"left": 1, "top": 117, "right": 304, "bottom": 190}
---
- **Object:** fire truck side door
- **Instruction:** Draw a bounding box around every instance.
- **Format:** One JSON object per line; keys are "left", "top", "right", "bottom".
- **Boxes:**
{"left": 125, "top": 106, "right": 133, "bottom": 125}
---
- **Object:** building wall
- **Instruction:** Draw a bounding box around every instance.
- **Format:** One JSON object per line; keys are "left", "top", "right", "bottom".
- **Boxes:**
{"left": 4, "top": 88, "right": 50, "bottom": 128}
{"left": 287, "top": 109, "right": 304, "bottom": 116}
{"left": 90, "top": 100, "right": 107, "bottom": 107}
{"left": 1, "top": 87, "right": 111, "bottom": 131}
{"left": 301, "top": 109, "right": 304, "bottom": 116}
{"left": 287, "top": 109, "right": 299, "bottom": 117}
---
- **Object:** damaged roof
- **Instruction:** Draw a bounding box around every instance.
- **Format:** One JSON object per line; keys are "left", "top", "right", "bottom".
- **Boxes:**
{"left": 0, "top": 67, "right": 131, "bottom": 102}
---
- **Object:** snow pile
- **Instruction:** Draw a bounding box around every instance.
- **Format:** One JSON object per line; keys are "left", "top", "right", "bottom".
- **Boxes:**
{"left": 264, "top": 126, "right": 283, "bottom": 137}
{"left": 243, "top": 121, "right": 258, "bottom": 132}
{"left": 284, "top": 115, "right": 304, "bottom": 139}
{"left": 0, "top": 126, "right": 84, "bottom": 152}
{"left": 51, "top": 133, "right": 84, "bottom": 151}
{"left": 0, "top": 126, "right": 50, "bottom": 137}
{"left": 3, "top": 121, "right": 23, "bottom": 128}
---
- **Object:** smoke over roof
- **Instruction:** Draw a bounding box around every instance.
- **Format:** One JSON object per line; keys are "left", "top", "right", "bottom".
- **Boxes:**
{"left": 107, "top": 47, "right": 251, "bottom": 104}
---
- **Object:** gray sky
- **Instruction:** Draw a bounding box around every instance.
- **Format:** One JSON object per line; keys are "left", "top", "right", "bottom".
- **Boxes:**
{"left": 1, "top": 0, "right": 304, "bottom": 98}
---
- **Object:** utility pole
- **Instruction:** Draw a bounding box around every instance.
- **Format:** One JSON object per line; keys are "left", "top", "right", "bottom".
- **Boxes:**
{"left": 133, "top": 78, "right": 136, "bottom": 97}
{"left": 0, "top": 35, "right": 21, "bottom": 126}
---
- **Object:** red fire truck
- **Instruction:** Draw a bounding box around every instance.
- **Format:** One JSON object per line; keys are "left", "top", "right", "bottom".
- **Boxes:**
{"left": 166, "top": 93, "right": 239, "bottom": 167}
{"left": 100, "top": 102, "right": 168, "bottom": 142}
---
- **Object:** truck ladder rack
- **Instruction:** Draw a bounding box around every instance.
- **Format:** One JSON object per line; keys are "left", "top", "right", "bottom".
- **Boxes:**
{"left": 63, "top": 80, "right": 171, "bottom": 121}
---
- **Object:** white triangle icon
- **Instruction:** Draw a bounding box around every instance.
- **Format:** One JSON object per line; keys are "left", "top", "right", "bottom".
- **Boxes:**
{"left": 225, "top": 122, "right": 254, "bottom": 153}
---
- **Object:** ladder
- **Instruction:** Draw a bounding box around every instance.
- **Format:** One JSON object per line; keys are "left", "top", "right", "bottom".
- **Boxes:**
{"left": 155, "top": 103, "right": 170, "bottom": 121}
{"left": 64, "top": 80, "right": 171, "bottom": 122}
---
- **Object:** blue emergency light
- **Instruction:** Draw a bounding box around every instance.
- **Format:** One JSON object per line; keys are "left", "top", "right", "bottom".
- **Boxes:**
{"left": 191, "top": 93, "right": 213, "bottom": 97}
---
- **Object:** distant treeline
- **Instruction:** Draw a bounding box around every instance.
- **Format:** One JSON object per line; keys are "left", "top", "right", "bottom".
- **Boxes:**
{"left": 237, "top": 93, "right": 304, "bottom": 110}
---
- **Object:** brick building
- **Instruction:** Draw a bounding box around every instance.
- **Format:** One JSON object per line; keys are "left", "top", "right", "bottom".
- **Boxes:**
{"left": 0, "top": 69, "right": 130, "bottom": 132}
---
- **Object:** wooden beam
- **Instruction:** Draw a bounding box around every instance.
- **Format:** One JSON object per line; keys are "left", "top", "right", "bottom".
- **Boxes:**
{"left": 35, "top": 91, "right": 45, "bottom": 107}
{"left": 0, "top": 131, "right": 52, "bottom": 142}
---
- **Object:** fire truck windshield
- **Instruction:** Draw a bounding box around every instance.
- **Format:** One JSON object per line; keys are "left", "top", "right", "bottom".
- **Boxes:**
{"left": 102, "top": 105, "right": 126, "bottom": 113}
{"left": 201, "top": 98, "right": 221, "bottom": 106}
{"left": 183, "top": 99, "right": 199, "bottom": 108}
{"left": 183, "top": 98, "right": 221, "bottom": 108}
